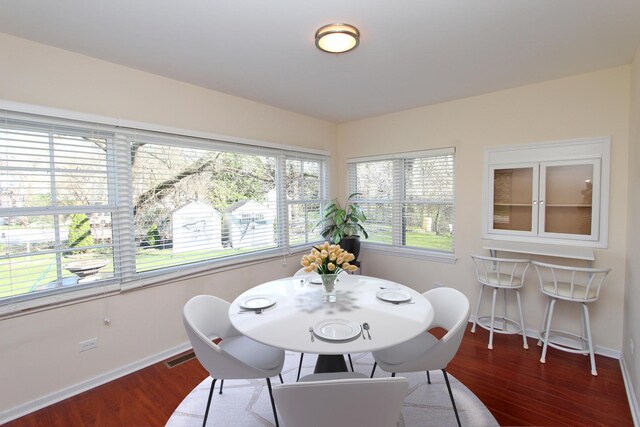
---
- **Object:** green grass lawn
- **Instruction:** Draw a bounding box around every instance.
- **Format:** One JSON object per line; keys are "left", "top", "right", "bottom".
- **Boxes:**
{"left": 1, "top": 233, "right": 451, "bottom": 299}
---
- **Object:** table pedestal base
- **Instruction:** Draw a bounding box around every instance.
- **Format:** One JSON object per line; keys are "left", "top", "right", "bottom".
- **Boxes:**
{"left": 314, "top": 355, "right": 348, "bottom": 373}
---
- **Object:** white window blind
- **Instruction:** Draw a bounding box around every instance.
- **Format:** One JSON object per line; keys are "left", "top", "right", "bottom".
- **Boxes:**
{"left": 0, "top": 114, "right": 119, "bottom": 306}
{"left": 0, "top": 110, "right": 328, "bottom": 309}
{"left": 348, "top": 148, "right": 455, "bottom": 253}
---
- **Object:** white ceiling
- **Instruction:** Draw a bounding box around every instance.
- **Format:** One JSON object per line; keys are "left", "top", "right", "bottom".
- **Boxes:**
{"left": 1, "top": 1, "right": 640, "bottom": 123}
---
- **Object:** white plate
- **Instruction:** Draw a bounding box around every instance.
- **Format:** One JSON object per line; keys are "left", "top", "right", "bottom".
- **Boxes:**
{"left": 313, "top": 319, "right": 362, "bottom": 341}
{"left": 376, "top": 289, "right": 412, "bottom": 303}
{"left": 309, "top": 277, "right": 322, "bottom": 284}
{"left": 239, "top": 295, "right": 276, "bottom": 310}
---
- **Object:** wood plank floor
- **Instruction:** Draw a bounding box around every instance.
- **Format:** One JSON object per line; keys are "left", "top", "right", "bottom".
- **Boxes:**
{"left": 6, "top": 325, "right": 634, "bottom": 426}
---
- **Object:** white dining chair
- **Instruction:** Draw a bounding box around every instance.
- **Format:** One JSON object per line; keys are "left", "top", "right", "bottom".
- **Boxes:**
{"left": 370, "top": 287, "right": 470, "bottom": 427}
{"left": 273, "top": 375, "right": 409, "bottom": 427}
{"left": 470, "top": 255, "right": 531, "bottom": 350}
{"left": 532, "top": 261, "right": 611, "bottom": 376}
{"left": 183, "top": 295, "right": 285, "bottom": 426}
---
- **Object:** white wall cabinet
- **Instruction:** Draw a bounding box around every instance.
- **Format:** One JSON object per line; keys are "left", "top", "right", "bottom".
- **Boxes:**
{"left": 483, "top": 137, "right": 610, "bottom": 247}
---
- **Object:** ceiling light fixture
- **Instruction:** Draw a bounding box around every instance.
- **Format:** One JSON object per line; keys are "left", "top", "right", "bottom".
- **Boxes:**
{"left": 315, "top": 23, "right": 360, "bottom": 54}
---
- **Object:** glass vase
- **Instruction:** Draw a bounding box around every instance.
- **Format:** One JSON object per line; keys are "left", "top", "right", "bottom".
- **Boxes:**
{"left": 321, "top": 274, "right": 338, "bottom": 303}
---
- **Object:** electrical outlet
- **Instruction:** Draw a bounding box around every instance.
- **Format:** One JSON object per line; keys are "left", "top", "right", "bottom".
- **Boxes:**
{"left": 79, "top": 338, "right": 98, "bottom": 352}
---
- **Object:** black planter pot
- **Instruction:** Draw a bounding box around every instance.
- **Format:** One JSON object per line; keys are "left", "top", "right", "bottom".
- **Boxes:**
{"left": 338, "top": 235, "right": 361, "bottom": 262}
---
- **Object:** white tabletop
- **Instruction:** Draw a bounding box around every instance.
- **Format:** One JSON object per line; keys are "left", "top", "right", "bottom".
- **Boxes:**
{"left": 229, "top": 275, "right": 434, "bottom": 355}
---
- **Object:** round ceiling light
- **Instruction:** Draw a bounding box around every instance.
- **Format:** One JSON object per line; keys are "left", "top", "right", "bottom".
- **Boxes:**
{"left": 315, "top": 23, "right": 360, "bottom": 53}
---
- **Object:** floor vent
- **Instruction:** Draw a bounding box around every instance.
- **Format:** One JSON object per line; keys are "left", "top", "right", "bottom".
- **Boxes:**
{"left": 165, "top": 351, "right": 196, "bottom": 368}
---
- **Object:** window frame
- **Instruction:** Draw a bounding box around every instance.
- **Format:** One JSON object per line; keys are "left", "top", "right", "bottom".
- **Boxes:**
{"left": 347, "top": 148, "right": 456, "bottom": 263}
{"left": 0, "top": 105, "right": 328, "bottom": 313}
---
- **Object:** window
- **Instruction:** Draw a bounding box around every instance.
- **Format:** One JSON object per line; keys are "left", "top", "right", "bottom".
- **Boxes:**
{"left": 0, "top": 110, "right": 327, "bottom": 309}
{"left": 348, "top": 148, "right": 455, "bottom": 256}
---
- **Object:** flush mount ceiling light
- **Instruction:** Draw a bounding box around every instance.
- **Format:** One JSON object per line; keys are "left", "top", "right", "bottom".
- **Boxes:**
{"left": 315, "top": 23, "right": 360, "bottom": 53}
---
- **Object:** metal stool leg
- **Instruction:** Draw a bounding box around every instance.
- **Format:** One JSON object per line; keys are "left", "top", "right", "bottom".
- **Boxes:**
{"left": 471, "top": 284, "right": 485, "bottom": 333}
{"left": 296, "top": 353, "right": 304, "bottom": 381}
{"left": 582, "top": 303, "right": 598, "bottom": 376}
{"left": 538, "top": 298, "right": 551, "bottom": 347}
{"left": 218, "top": 379, "right": 224, "bottom": 394}
{"left": 540, "top": 298, "right": 556, "bottom": 364}
{"left": 515, "top": 289, "right": 528, "bottom": 349}
{"left": 488, "top": 287, "right": 498, "bottom": 350}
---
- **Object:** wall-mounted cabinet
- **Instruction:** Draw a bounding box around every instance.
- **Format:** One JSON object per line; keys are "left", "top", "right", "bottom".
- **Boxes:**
{"left": 483, "top": 137, "right": 610, "bottom": 247}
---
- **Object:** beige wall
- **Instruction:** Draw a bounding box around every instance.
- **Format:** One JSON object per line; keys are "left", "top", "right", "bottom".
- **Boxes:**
{"left": 0, "top": 33, "right": 335, "bottom": 417}
{"left": 623, "top": 47, "right": 640, "bottom": 415}
{"left": 337, "top": 66, "right": 630, "bottom": 355}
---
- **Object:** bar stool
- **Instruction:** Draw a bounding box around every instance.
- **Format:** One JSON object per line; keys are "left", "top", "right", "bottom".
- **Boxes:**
{"left": 470, "top": 255, "right": 531, "bottom": 350}
{"left": 532, "top": 261, "right": 610, "bottom": 376}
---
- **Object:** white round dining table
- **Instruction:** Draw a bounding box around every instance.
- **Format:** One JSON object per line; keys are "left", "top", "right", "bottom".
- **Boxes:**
{"left": 228, "top": 274, "right": 434, "bottom": 356}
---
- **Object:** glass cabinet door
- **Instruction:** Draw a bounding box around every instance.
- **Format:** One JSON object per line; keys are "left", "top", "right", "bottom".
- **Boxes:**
{"left": 491, "top": 165, "right": 538, "bottom": 233}
{"left": 540, "top": 160, "right": 599, "bottom": 238}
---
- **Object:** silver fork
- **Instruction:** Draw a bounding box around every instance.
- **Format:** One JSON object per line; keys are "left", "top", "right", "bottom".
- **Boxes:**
{"left": 309, "top": 326, "right": 314, "bottom": 342}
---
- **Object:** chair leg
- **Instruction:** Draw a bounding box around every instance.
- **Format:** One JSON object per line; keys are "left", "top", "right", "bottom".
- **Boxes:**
{"left": 502, "top": 288, "right": 508, "bottom": 331}
{"left": 279, "top": 374, "right": 284, "bottom": 384}
{"left": 540, "top": 298, "right": 556, "bottom": 364}
{"left": 266, "top": 377, "right": 279, "bottom": 427}
{"left": 348, "top": 354, "right": 354, "bottom": 372}
{"left": 203, "top": 378, "right": 216, "bottom": 427}
{"left": 582, "top": 303, "right": 598, "bottom": 376}
{"left": 391, "top": 372, "right": 396, "bottom": 377}
{"left": 471, "top": 285, "right": 485, "bottom": 333}
{"left": 442, "top": 370, "right": 461, "bottom": 427}
{"left": 488, "top": 287, "right": 498, "bottom": 350}
{"left": 426, "top": 370, "right": 431, "bottom": 384}
{"left": 515, "top": 289, "right": 528, "bottom": 349}
{"left": 218, "top": 379, "right": 224, "bottom": 394}
{"left": 296, "top": 353, "right": 304, "bottom": 381}
{"left": 370, "top": 362, "right": 377, "bottom": 378}
{"left": 538, "top": 298, "right": 551, "bottom": 347}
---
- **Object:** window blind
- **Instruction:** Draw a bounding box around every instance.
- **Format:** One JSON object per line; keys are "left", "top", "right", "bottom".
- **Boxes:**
{"left": 347, "top": 148, "right": 455, "bottom": 253}
{"left": 0, "top": 110, "right": 328, "bottom": 309}
{"left": 0, "top": 113, "right": 119, "bottom": 306}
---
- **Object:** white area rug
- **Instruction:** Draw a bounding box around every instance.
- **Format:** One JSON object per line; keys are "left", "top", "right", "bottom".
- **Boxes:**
{"left": 167, "top": 352, "right": 498, "bottom": 426}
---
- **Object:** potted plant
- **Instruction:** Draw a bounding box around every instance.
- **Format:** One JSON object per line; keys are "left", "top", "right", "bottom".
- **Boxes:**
{"left": 315, "top": 192, "right": 368, "bottom": 261}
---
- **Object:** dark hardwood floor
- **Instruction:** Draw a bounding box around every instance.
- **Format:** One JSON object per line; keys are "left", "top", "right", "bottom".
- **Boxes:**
{"left": 6, "top": 325, "right": 633, "bottom": 426}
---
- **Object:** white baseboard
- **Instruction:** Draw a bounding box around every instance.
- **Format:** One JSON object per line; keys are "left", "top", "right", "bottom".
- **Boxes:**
{"left": 467, "top": 316, "right": 621, "bottom": 359}
{"left": 0, "top": 342, "right": 192, "bottom": 425}
{"left": 621, "top": 356, "right": 640, "bottom": 427}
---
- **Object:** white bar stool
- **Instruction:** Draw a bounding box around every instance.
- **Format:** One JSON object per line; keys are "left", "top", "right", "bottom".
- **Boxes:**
{"left": 532, "top": 261, "right": 610, "bottom": 376}
{"left": 470, "top": 255, "right": 531, "bottom": 350}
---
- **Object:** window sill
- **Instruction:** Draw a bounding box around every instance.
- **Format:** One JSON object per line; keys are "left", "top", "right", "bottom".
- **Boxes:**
{"left": 362, "top": 242, "right": 457, "bottom": 264}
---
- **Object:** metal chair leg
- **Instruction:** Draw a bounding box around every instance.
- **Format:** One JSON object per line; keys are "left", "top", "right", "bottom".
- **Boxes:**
{"left": 488, "top": 288, "right": 498, "bottom": 350}
{"left": 348, "top": 354, "right": 354, "bottom": 372}
{"left": 515, "top": 289, "right": 528, "bottom": 349}
{"left": 538, "top": 298, "right": 551, "bottom": 347}
{"left": 442, "top": 370, "right": 461, "bottom": 427}
{"left": 471, "top": 285, "right": 485, "bottom": 333}
{"left": 391, "top": 372, "right": 396, "bottom": 377}
{"left": 218, "top": 379, "right": 224, "bottom": 394}
{"left": 279, "top": 374, "right": 284, "bottom": 384}
{"left": 370, "top": 361, "right": 377, "bottom": 378}
{"left": 296, "top": 353, "right": 304, "bottom": 381}
{"left": 426, "top": 370, "right": 431, "bottom": 384}
{"left": 266, "top": 377, "right": 279, "bottom": 427}
{"left": 582, "top": 303, "right": 598, "bottom": 376}
{"left": 203, "top": 378, "right": 216, "bottom": 427}
{"left": 540, "top": 298, "right": 556, "bottom": 364}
